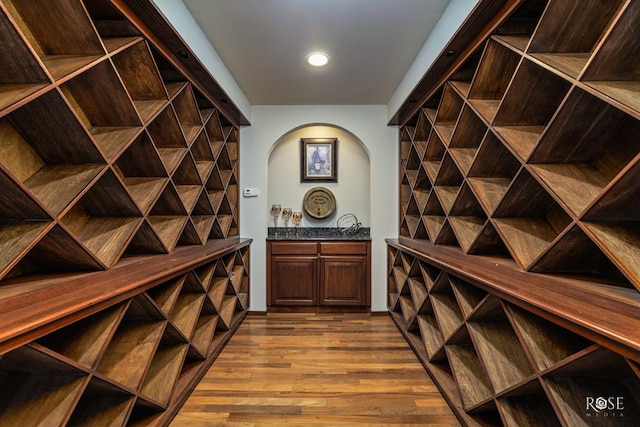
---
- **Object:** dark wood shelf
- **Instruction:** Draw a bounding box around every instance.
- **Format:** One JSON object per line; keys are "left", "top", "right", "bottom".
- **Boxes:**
{"left": 0, "top": 1, "right": 249, "bottom": 424}
{"left": 393, "top": 0, "right": 640, "bottom": 424}
{"left": 387, "top": 238, "right": 640, "bottom": 426}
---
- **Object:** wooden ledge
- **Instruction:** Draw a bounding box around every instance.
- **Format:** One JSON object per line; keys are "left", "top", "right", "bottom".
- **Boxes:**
{"left": 388, "top": 238, "right": 640, "bottom": 362}
{"left": 0, "top": 238, "right": 252, "bottom": 354}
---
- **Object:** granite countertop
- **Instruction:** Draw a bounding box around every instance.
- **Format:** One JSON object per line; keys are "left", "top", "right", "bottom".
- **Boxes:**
{"left": 267, "top": 227, "right": 370, "bottom": 241}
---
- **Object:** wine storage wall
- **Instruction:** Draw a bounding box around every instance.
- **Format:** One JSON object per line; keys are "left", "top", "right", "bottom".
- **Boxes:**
{"left": 387, "top": 243, "right": 639, "bottom": 427}
{"left": 399, "top": 0, "right": 640, "bottom": 295}
{"left": 399, "top": 4, "right": 640, "bottom": 328}
{"left": 0, "top": 0, "right": 248, "bottom": 425}
{"left": 395, "top": 0, "right": 640, "bottom": 425}
{"left": 0, "top": 0, "right": 240, "bottom": 289}
{"left": 0, "top": 242, "right": 250, "bottom": 426}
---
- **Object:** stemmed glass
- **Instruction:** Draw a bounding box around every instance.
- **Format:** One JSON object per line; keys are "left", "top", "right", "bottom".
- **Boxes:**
{"left": 292, "top": 211, "right": 303, "bottom": 235}
{"left": 282, "top": 208, "right": 292, "bottom": 235}
{"left": 270, "top": 204, "right": 282, "bottom": 229}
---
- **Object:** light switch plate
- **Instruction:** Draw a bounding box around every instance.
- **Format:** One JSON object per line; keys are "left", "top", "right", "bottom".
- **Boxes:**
{"left": 243, "top": 187, "right": 260, "bottom": 197}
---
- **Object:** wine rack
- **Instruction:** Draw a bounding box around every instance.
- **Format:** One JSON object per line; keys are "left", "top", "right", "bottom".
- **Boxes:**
{"left": 387, "top": 242, "right": 639, "bottom": 426}
{"left": 395, "top": 0, "right": 640, "bottom": 425}
{"left": 0, "top": 241, "right": 250, "bottom": 426}
{"left": 0, "top": 0, "right": 240, "bottom": 284}
{"left": 0, "top": 0, "right": 248, "bottom": 425}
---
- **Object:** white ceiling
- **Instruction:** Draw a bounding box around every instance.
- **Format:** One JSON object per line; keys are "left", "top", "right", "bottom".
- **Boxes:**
{"left": 182, "top": 0, "right": 451, "bottom": 105}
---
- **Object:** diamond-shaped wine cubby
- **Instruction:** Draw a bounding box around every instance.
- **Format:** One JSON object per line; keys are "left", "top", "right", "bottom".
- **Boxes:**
{"left": 581, "top": 0, "right": 640, "bottom": 115}
{"left": 493, "top": 59, "right": 572, "bottom": 162}
{"left": 0, "top": 6, "right": 51, "bottom": 112}
{"left": 113, "top": 131, "right": 169, "bottom": 216}
{"left": 492, "top": 169, "right": 573, "bottom": 270}
{"left": 1, "top": 90, "right": 107, "bottom": 218}
{"left": 147, "top": 106, "right": 189, "bottom": 176}
{"left": 171, "top": 84, "right": 204, "bottom": 146}
{"left": 3, "top": 0, "right": 105, "bottom": 81}
{"left": 111, "top": 40, "right": 168, "bottom": 124}
{"left": 467, "top": 38, "right": 521, "bottom": 124}
{"left": 60, "top": 170, "right": 143, "bottom": 268}
{"left": 60, "top": 60, "right": 143, "bottom": 161}
{"left": 434, "top": 84, "right": 464, "bottom": 145}
{"left": 0, "top": 168, "right": 53, "bottom": 282}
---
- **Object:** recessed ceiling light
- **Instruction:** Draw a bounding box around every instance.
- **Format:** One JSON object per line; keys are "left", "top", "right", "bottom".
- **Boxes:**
{"left": 307, "top": 52, "right": 329, "bottom": 67}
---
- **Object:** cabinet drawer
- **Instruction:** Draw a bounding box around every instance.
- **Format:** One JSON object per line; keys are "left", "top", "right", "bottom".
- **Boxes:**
{"left": 270, "top": 242, "right": 318, "bottom": 255}
{"left": 320, "top": 242, "right": 368, "bottom": 255}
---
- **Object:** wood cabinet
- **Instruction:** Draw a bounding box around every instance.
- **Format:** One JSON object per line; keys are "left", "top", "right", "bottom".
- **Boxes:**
{"left": 269, "top": 242, "right": 318, "bottom": 305}
{"left": 0, "top": 0, "right": 249, "bottom": 425}
{"left": 267, "top": 241, "right": 371, "bottom": 309}
{"left": 393, "top": 0, "right": 640, "bottom": 425}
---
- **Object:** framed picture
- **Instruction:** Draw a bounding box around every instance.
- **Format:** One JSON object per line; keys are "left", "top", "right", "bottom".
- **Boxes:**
{"left": 300, "top": 138, "right": 337, "bottom": 182}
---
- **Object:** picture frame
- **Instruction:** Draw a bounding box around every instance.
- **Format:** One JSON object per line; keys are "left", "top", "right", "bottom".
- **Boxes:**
{"left": 300, "top": 137, "right": 337, "bottom": 182}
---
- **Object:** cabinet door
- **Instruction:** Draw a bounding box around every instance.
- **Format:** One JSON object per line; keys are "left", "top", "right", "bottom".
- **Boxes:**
{"left": 320, "top": 256, "right": 368, "bottom": 306}
{"left": 270, "top": 256, "right": 318, "bottom": 305}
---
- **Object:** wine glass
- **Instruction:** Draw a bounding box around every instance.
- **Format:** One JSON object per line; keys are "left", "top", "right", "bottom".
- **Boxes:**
{"left": 282, "top": 208, "right": 292, "bottom": 235}
{"left": 292, "top": 211, "right": 303, "bottom": 235}
{"left": 270, "top": 204, "right": 282, "bottom": 229}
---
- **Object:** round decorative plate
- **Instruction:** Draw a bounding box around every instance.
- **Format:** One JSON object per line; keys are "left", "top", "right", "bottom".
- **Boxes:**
{"left": 303, "top": 187, "right": 336, "bottom": 219}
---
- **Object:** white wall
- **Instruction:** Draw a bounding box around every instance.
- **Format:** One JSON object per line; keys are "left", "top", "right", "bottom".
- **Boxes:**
{"left": 268, "top": 126, "right": 370, "bottom": 228}
{"left": 150, "top": 0, "right": 478, "bottom": 312}
{"left": 387, "top": 0, "right": 481, "bottom": 121}
{"left": 241, "top": 106, "right": 397, "bottom": 312}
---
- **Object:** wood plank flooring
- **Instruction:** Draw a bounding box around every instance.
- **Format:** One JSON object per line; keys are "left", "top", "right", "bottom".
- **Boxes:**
{"left": 171, "top": 313, "right": 460, "bottom": 426}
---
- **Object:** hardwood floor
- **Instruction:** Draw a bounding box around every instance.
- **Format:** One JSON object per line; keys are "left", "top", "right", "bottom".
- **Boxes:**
{"left": 172, "top": 313, "right": 460, "bottom": 426}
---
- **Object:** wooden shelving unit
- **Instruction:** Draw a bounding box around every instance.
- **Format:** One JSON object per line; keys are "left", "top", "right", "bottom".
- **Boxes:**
{"left": 0, "top": 0, "right": 249, "bottom": 425}
{"left": 387, "top": 240, "right": 640, "bottom": 426}
{"left": 395, "top": 0, "right": 640, "bottom": 425}
{"left": 398, "top": 0, "right": 640, "bottom": 292}
{"left": 0, "top": 240, "right": 250, "bottom": 426}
